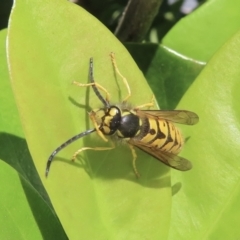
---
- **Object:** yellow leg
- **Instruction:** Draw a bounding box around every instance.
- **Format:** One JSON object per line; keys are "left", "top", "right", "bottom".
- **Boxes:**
{"left": 72, "top": 146, "right": 114, "bottom": 161}
{"left": 89, "top": 111, "right": 108, "bottom": 142}
{"left": 128, "top": 144, "right": 140, "bottom": 178}
{"left": 110, "top": 52, "right": 131, "bottom": 103}
{"left": 73, "top": 81, "right": 111, "bottom": 103}
{"left": 135, "top": 94, "right": 155, "bottom": 110}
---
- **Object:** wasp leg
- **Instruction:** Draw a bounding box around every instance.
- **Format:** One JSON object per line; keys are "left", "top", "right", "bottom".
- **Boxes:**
{"left": 72, "top": 146, "right": 115, "bottom": 161}
{"left": 110, "top": 52, "right": 131, "bottom": 103}
{"left": 135, "top": 95, "right": 155, "bottom": 110}
{"left": 128, "top": 144, "right": 140, "bottom": 178}
{"left": 73, "top": 81, "right": 111, "bottom": 103}
{"left": 89, "top": 111, "right": 108, "bottom": 142}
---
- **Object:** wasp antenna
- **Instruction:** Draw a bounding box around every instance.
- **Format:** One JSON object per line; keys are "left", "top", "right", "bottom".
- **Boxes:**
{"left": 45, "top": 128, "right": 96, "bottom": 177}
{"left": 89, "top": 58, "right": 110, "bottom": 108}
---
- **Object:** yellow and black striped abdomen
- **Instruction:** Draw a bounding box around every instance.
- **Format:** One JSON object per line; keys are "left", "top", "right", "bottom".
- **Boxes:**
{"left": 135, "top": 117, "right": 183, "bottom": 154}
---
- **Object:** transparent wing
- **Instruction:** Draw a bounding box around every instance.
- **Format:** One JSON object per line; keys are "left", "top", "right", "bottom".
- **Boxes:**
{"left": 129, "top": 140, "right": 192, "bottom": 171}
{"left": 136, "top": 110, "right": 199, "bottom": 125}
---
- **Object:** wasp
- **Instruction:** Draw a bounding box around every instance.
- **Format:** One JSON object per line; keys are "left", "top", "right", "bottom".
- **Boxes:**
{"left": 45, "top": 53, "right": 199, "bottom": 177}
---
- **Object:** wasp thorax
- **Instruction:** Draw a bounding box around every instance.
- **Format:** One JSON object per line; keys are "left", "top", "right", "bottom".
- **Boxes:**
{"left": 100, "top": 106, "right": 121, "bottom": 135}
{"left": 117, "top": 110, "right": 140, "bottom": 138}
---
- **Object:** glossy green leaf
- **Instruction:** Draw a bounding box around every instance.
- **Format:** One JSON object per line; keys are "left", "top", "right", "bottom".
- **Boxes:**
{"left": 7, "top": 0, "right": 239, "bottom": 239}
{"left": 163, "top": 0, "right": 240, "bottom": 62}
{"left": 0, "top": 159, "right": 68, "bottom": 239}
{"left": 169, "top": 29, "right": 240, "bottom": 239}
{"left": 0, "top": 28, "right": 51, "bottom": 203}
{"left": 0, "top": 29, "right": 68, "bottom": 239}
{"left": 0, "top": 160, "right": 42, "bottom": 239}
{"left": 8, "top": 1, "right": 172, "bottom": 239}
{"left": 125, "top": 43, "right": 205, "bottom": 109}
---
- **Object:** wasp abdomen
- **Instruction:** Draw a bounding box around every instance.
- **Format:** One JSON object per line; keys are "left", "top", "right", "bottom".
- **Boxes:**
{"left": 135, "top": 117, "right": 183, "bottom": 154}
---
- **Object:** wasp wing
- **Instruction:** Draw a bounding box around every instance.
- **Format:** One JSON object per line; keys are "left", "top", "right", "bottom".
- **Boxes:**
{"left": 129, "top": 140, "right": 192, "bottom": 171}
{"left": 136, "top": 110, "right": 199, "bottom": 125}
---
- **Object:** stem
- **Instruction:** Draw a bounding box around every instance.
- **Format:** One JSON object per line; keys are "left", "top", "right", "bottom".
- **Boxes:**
{"left": 115, "top": 0, "right": 163, "bottom": 42}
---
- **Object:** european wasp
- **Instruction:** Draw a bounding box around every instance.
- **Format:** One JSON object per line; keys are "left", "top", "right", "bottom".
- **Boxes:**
{"left": 45, "top": 53, "right": 199, "bottom": 177}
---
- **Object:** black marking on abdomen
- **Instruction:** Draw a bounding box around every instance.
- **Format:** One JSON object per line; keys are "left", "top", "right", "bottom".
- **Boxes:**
{"left": 168, "top": 123, "right": 179, "bottom": 151}
{"left": 148, "top": 119, "right": 166, "bottom": 145}
{"left": 149, "top": 128, "right": 156, "bottom": 135}
{"left": 159, "top": 121, "right": 173, "bottom": 150}
{"left": 175, "top": 129, "right": 182, "bottom": 151}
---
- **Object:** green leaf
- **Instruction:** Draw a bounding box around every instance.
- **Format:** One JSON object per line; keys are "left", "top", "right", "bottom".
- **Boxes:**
{"left": 163, "top": 0, "right": 240, "bottom": 62}
{"left": 0, "top": 29, "right": 68, "bottom": 239}
{"left": 0, "top": 160, "right": 42, "bottom": 239}
{"left": 125, "top": 43, "right": 205, "bottom": 109}
{"left": 7, "top": 1, "right": 172, "bottom": 239}
{"left": 0, "top": 160, "right": 68, "bottom": 239}
{"left": 8, "top": 1, "right": 239, "bottom": 239}
{"left": 0, "top": 28, "right": 50, "bottom": 203}
{"left": 169, "top": 29, "right": 240, "bottom": 239}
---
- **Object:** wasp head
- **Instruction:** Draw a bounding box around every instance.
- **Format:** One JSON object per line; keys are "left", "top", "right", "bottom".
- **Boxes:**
{"left": 94, "top": 106, "right": 121, "bottom": 135}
